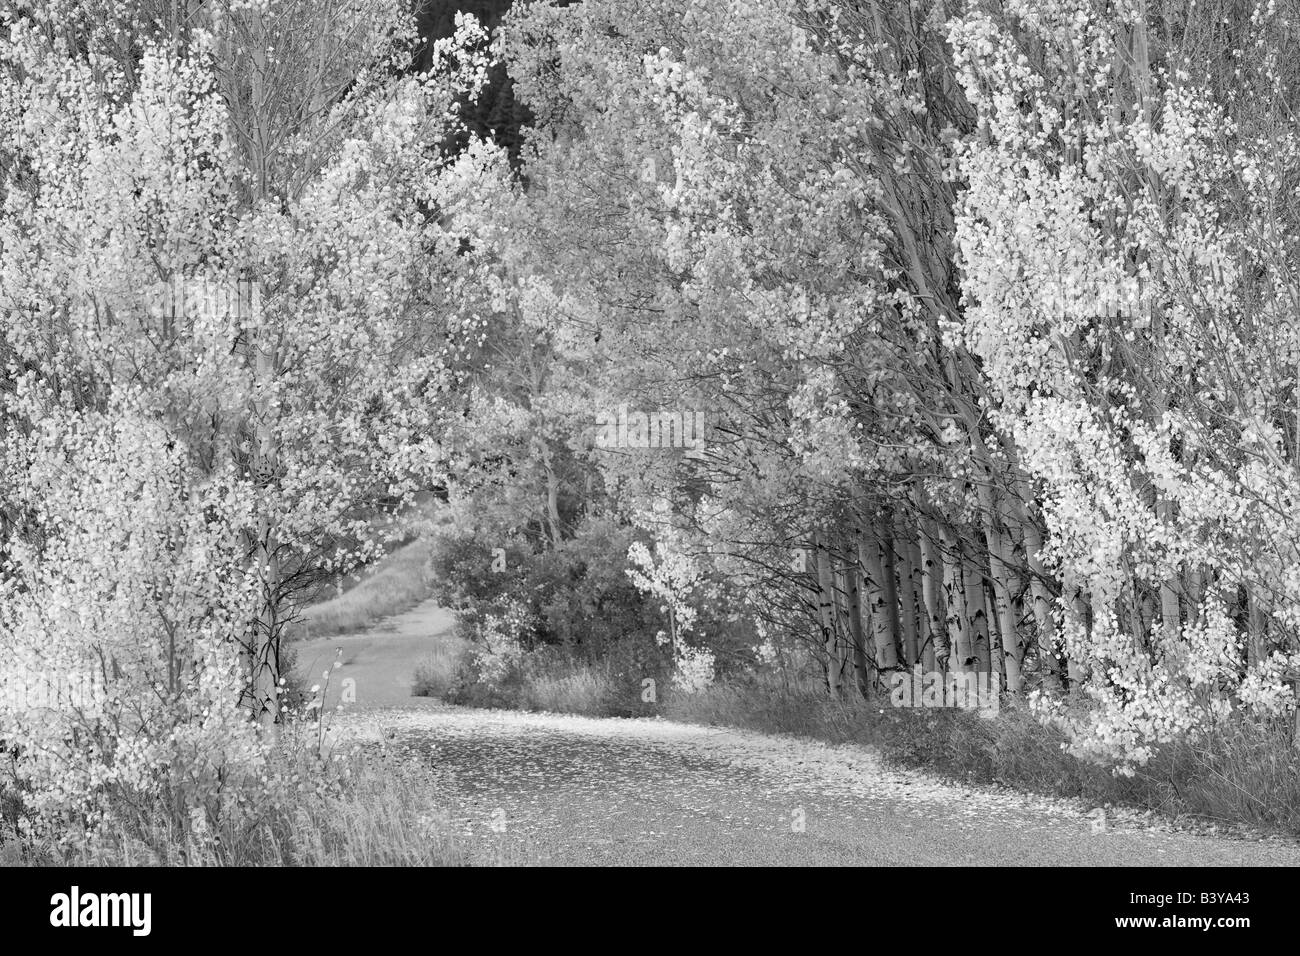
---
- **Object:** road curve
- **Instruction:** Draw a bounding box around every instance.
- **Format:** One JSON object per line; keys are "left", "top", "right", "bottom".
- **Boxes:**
{"left": 330, "top": 703, "right": 1300, "bottom": 867}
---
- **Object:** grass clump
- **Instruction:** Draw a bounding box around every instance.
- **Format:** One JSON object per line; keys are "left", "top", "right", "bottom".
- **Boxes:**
{"left": 0, "top": 723, "right": 468, "bottom": 867}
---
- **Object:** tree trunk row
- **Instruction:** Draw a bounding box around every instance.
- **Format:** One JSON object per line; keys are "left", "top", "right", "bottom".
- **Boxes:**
{"left": 808, "top": 499, "right": 1087, "bottom": 699}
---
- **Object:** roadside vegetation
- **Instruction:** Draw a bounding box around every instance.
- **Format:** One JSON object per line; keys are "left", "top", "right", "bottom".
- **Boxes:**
{"left": 1, "top": 719, "right": 467, "bottom": 866}
{"left": 287, "top": 538, "right": 439, "bottom": 641}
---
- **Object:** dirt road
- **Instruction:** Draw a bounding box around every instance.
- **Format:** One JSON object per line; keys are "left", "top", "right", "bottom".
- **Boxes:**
{"left": 291, "top": 601, "right": 459, "bottom": 710}
{"left": 302, "top": 598, "right": 1300, "bottom": 866}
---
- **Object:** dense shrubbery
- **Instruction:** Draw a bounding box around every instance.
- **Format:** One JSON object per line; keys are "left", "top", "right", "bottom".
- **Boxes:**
{"left": 429, "top": 515, "right": 659, "bottom": 652}
{"left": 425, "top": 506, "right": 764, "bottom": 709}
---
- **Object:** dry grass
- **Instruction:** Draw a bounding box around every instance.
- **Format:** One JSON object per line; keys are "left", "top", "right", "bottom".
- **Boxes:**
{"left": 524, "top": 665, "right": 619, "bottom": 714}
{"left": 1, "top": 732, "right": 469, "bottom": 866}
{"left": 426, "top": 647, "right": 648, "bottom": 717}
{"left": 662, "top": 675, "right": 884, "bottom": 745}
{"left": 411, "top": 638, "right": 472, "bottom": 700}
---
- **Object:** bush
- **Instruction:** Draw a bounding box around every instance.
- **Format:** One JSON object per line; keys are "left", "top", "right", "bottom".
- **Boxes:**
{"left": 426, "top": 509, "right": 763, "bottom": 710}
{"left": 428, "top": 514, "right": 663, "bottom": 652}
{"left": 434, "top": 639, "right": 670, "bottom": 718}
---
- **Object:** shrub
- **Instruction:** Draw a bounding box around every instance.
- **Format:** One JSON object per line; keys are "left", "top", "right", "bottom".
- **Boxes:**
{"left": 428, "top": 514, "right": 662, "bottom": 651}
{"left": 411, "top": 639, "right": 472, "bottom": 700}
{"left": 434, "top": 639, "right": 670, "bottom": 718}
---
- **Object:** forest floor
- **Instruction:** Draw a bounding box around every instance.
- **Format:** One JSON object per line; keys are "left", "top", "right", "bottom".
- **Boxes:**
{"left": 296, "top": 597, "right": 1300, "bottom": 866}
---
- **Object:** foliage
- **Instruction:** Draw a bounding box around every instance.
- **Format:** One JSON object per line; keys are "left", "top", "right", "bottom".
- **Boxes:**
{"left": 469, "top": 0, "right": 1300, "bottom": 766}
{"left": 949, "top": 0, "right": 1300, "bottom": 762}
{"left": 9, "top": 0, "right": 1300, "bottom": 854}
{"left": 0, "top": 0, "right": 503, "bottom": 835}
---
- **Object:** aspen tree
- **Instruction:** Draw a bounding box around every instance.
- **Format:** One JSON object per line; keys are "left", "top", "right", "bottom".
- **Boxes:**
{"left": 860, "top": 523, "right": 901, "bottom": 673}
{"left": 919, "top": 518, "right": 949, "bottom": 671}
{"left": 815, "top": 538, "right": 843, "bottom": 697}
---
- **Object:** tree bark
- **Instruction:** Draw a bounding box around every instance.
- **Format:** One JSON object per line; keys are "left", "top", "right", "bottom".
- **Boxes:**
{"left": 247, "top": 276, "right": 279, "bottom": 729}
{"left": 1016, "top": 496, "right": 1064, "bottom": 689}
{"left": 843, "top": 537, "right": 872, "bottom": 698}
{"left": 985, "top": 518, "right": 1022, "bottom": 692}
{"left": 891, "top": 514, "right": 921, "bottom": 668}
{"left": 902, "top": 518, "right": 935, "bottom": 671}
{"left": 941, "top": 525, "right": 971, "bottom": 673}
{"left": 963, "top": 547, "right": 991, "bottom": 676}
{"left": 878, "top": 511, "right": 910, "bottom": 665}
{"left": 814, "top": 538, "right": 843, "bottom": 697}
{"left": 920, "top": 517, "right": 948, "bottom": 671}
{"left": 859, "top": 523, "right": 900, "bottom": 673}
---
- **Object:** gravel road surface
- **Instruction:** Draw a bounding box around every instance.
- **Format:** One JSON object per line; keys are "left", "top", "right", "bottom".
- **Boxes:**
{"left": 332, "top": 702, "right": 1300, "bottom": 866}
